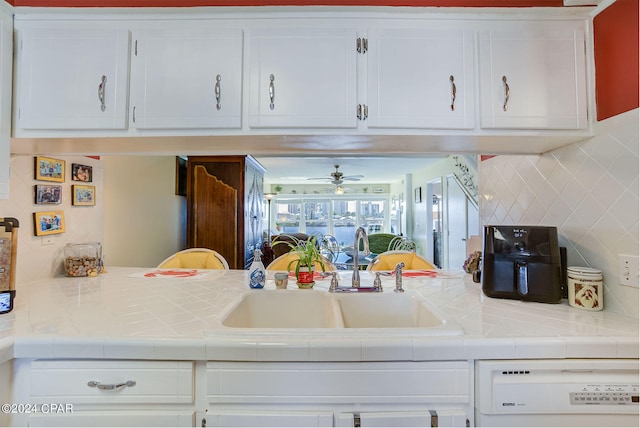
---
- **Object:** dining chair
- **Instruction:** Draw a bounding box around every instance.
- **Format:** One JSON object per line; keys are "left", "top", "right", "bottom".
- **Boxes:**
{"left": 266, "top": 252, "right": 337, "bottom": 272}
{"left": 157, "top": 248, "right": 230, "bottom": 270}
{"left": 366, "top": 250, "right": 436, "bottom": 271}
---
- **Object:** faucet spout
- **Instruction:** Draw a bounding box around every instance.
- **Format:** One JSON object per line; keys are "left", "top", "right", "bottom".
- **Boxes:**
{"left": 351, "top": 227, "right": 370, "bottom": 287}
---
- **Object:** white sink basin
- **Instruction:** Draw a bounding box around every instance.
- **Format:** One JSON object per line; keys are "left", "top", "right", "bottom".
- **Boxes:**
{"left": 219, "top": 290, "right": 463, "bottom": 336}
{"left": 334, "top": 292, "right": 448, "bottom": 329}
{"left": 221, "top": 290, "right": 343, "bottom": 329}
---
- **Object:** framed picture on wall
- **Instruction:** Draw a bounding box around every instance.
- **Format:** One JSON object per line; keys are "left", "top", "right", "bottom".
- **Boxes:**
{"left": 72, "top": 185, "right": 96, "bottom": 206}
{"left": 415, "top": 186, "right": 422, "bottom": 203}
{"left": 34, "top": 185, "right": 62, "bottom": 205}
{"left": 34, "top": 156, "right": 65, "bottom": 182}
{"left": 33, "top": 210, "right": 65, "bottom": 236}
{"left": 71, "top": 163, "right": 93, "bottom": 182}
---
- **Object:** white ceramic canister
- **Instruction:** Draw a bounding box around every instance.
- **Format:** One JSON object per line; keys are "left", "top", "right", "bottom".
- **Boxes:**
{"left": 567, "top": 266, "right": 603, "bottom": 311}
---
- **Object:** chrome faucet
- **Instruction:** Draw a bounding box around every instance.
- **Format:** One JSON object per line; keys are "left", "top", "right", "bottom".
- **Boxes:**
{"left": 394, "top": 262, "right": 406, "bottom": 292}
{"left": 351, "top": 227, "right": 370, "bottom": 287}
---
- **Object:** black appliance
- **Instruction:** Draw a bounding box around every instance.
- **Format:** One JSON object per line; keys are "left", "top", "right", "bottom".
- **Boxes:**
{"left": 0, "top": 217, "right": 18, "bottom": 314}
{"left": 482, "top": 225, "right": 562, "bottom": 304}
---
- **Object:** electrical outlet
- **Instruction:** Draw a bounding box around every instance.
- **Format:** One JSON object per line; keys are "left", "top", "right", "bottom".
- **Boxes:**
{"left": 618, "top": 254, "right": 639, "bottom": 288}
{"left": 41, "top": 236, "right": 54, "bottom": 246}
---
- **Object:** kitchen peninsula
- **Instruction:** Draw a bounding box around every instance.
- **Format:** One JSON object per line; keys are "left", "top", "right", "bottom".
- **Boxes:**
{"left": 0, "top": 268, "right": 637, "bottom": 427}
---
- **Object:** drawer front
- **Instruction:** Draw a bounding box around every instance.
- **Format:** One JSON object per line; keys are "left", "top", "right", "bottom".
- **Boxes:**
{"left": 207, "top": 361, "right": 470, "bottom": 404}
{"left": 30, "top": 360, "right": 193, "bottom": 404}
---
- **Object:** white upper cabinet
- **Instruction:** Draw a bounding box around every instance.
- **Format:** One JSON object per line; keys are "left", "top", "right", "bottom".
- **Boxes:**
{"left": 16, "top": 27, "right": 130, "bottom": 130}
{"left": 248, "top": 27, "right": 358, "bottom": 129}
{"left": 131, "top": 29, "right": 243, "bottom": 130}
{"left": 0, "top": 3, "right": 12, "bottom": 199}
{"left": 478, "top": 21, "right": 587, "bottom": 130}
{"left": 367, "top": 27, "right": 475, "bottom": 130}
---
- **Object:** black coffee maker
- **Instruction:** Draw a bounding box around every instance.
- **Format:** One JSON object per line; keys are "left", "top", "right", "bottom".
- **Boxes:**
{"left": 481, "top": 225, "right": 562, "bottom": 304}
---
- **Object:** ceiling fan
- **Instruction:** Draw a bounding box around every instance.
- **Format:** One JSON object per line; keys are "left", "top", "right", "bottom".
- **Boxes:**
{"left": 307, "top": 165, "right": 364, "bottom": 186}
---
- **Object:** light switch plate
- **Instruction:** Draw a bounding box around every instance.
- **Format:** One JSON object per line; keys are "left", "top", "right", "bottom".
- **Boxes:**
{"left": 41, "top": 236, "right": 54, "bottom": 246}
{"left": 618, "top": 254, "right": 639, "bottom": 288}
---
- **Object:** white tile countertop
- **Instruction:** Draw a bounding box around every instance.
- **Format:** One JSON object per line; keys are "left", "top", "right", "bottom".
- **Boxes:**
{"left": 0, "top": 267, "right": 637, "bottom": 364}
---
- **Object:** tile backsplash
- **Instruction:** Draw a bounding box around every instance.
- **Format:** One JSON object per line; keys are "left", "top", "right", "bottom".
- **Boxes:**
{"left": 479, "top": 109, "right": 639, "bottom": 318}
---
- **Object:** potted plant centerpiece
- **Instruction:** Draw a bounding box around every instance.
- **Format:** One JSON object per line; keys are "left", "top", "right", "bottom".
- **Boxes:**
{"left": 274, "top": 234, "right": 326, "bottom": 288}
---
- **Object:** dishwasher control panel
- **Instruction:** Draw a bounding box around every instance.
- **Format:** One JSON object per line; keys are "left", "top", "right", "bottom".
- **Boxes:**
{"left": 570, "top": 385, "right": 639, "bottom": 405}
{"left": 476, "top": 359, "right": 639, "bottom": 414}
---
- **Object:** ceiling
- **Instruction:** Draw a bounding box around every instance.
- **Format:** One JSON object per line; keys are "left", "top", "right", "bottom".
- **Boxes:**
{"left": 255, "top": 155, "right": 447, "bottom": 185}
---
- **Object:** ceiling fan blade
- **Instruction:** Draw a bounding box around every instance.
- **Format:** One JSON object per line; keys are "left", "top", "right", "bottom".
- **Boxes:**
{"left": 307, "top": 177, "right": 332, "bottom": 181}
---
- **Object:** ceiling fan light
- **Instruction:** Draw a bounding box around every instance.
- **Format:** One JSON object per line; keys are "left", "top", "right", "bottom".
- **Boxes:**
{"left": 334, "top": 185, "right": 345, "bottom": 195}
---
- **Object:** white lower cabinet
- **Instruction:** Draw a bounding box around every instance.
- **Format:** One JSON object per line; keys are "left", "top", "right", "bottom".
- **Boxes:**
{"left": 28, "top": 411, "right": 195, "bottom": 427}
{"left": 336, "top": 410, "right": 468, "bottom": 427}
{"left": 204, "top": 361, "right": 473, "bottom": 427}
{"left": 14, "top": 359, "right": 195, "bottom": 427}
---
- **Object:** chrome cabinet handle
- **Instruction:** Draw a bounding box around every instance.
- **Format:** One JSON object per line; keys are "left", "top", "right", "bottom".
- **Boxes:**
{"left": 450, "top": 75, "right": 456, "bottom": 111}
{"left": 268, "top": 74, "right": 275, "bottom": 110}
{"left": 357, "top": 104, "right": 368, "bottom": 121}
{"left": 502, "top": 75, "right": 510, "bottom": 112}
{"left": 215, "top": 74, "right": 221, "bottom": 111}
{"left": 98, "top": 75, "right": 107, "bottom": 112}
{"left": 87, "top": 380, "right": 136, "bottom": 390}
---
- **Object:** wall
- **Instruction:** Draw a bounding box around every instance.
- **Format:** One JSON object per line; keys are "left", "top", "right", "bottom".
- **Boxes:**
{"left": 102, "top": 156, "right": 185, "bottom": 268}
{"left": 410, "top": 155, "right": 478, "bottom": 263}
{"left": 0, "top": 155, "right": 103, "bottom": 284}
{"left": 593, "top": 0, "right": 639, "bottom": 120}
{"left": 479, "top": 109, "right": 639, "bottom": 318}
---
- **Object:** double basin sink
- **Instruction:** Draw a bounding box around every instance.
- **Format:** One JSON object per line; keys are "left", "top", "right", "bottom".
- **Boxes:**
{"left": 218, "top": 289, "right": 463, "bottom": 336}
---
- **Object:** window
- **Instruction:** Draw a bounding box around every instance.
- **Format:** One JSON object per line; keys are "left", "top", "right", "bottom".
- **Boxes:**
{"left": 359, "top": 200, "right": 385, "bottom": 234}
{"left": 304, "top": 201, "right": 330, "bottom": 237}
{"left": 271, "top": 196, "right": 388, "bottom": 246}
{"left": 332, "top": 199, "right": 357, "bottom": 246}
{"left": 275, "top": 201, "right": 300, "bottom": 233}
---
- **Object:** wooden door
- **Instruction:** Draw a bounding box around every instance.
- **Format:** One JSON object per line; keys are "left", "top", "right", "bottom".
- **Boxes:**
{"left": 187, "top": 156, "right": 264, "bottom": 270}
{"left": 190, "top": 165, "right": 238, "bottom": 268}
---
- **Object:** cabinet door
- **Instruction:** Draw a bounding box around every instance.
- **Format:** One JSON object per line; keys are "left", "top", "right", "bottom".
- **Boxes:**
{"left": 479, "top": 22, "right": 587, "bottom": 129}
{"left": 337, "top": 410, "right": 468, "bottom": 427}
{"left": 244, "top": 163, "right": 264, "bottom": 269}
{"left": 367, "top": 28, "right": 474, "bottom": 129}
{"left": 131, "top": 29, "right": 243, "bottom": 129}
{"left": 29, "top": 412, "right": 194, "bottom": 427}
{"left": 202, "top": 411, "right": 333, "bottom": 427}
{"left": 0, "top": 5, "right": 12, "bottom": 199}
{"left": 17, "top": 28, "right": 130, "bottom": 130}
{"left": 249, "top": 28, "right": 358, "bottom": 128}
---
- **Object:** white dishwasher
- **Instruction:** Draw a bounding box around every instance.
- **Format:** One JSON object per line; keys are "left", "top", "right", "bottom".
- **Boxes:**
{"left": 475, "top": 359, "right": 639, "bottom": 427}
